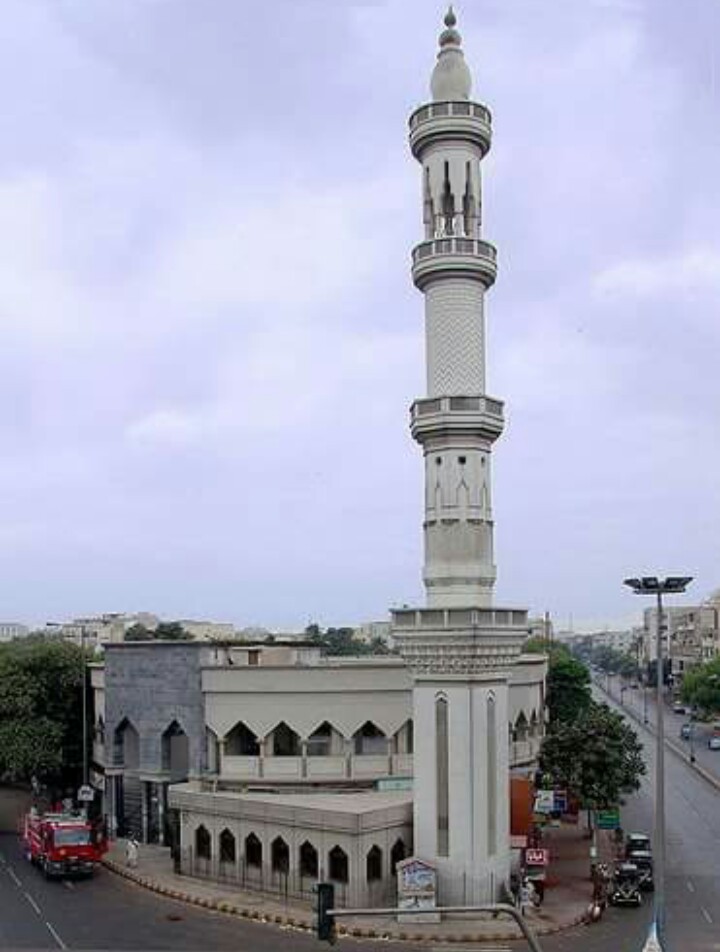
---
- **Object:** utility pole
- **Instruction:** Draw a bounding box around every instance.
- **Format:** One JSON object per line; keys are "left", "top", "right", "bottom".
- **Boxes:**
{"left": 624, "top": 576, "right": 693, "bottom": 948}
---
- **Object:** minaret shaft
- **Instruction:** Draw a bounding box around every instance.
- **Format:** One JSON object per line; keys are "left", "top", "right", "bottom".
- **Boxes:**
{"left": 392, "top": 8, "right": 528, "bottom": 906}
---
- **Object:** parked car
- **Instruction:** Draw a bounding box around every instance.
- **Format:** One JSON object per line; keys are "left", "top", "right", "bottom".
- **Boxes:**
{"left": 672, "top": 701, "right": 686, "bottom": 714}
{"left": 625, "top": 832, "right": 652, "bottom": 859}
{"left": 680, "top": 724, "right": 692, "bottom": 740}
{"left": 708, "top": 736, "right": 720, "bottom": 751}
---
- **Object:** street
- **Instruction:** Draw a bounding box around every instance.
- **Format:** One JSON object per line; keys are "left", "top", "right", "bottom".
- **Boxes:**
{"left": 597, "top": 683, "right": 720, "bottom": 951}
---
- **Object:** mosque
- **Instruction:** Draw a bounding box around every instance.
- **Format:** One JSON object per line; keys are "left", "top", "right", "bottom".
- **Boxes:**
{"left": 90, "top": 9, "right": 546, "bottom": 910}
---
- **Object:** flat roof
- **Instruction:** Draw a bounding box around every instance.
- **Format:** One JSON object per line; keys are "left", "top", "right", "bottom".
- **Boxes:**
{"left": 175, "top": 784, "right": 412, "bottom": 814}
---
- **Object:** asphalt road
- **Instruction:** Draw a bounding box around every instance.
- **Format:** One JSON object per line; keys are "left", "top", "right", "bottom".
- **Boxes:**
{"left": 595, "top": 684, "right": 720, "bottom": 952}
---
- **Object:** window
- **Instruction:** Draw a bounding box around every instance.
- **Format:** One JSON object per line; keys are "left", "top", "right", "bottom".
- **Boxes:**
{"left": 272, "top": 722, "right": 300, "bottom": 757}
{"left": 195, "top": 826, "right": 211, "bottom": 860}
{"left": 328, "top": 846, "right": 348, "bottom": 884}
{"left": 353, "top": 721, "right": 387, "bottom": 755}
{"left": 366, "top": 845, "right": 383, "bottom": 882}
{"left": 219, "top": 829, "right": 236, "bottom": 864}
{"left": 307, "top": 721, "right": 334, "bottom": 757}
{"left": 271, "top": 837, "right": 290, "bottom": 874}
{"left": 390, "top": 839, "right": 406, "bottom": 876}
{"left": 299, "top": 841, "right": 318, "bottom": 878}
{"left": 436, "top": 696, "right": 449, "bottom": 856}
{"left": 226, "top": 722, "right": 260, "bottom": 756}
{"left": 245, "top": 833, "right": 262, "bottom": 868}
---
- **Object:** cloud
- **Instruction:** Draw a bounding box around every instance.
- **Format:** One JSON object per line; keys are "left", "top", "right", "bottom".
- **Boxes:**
{"left": 594, "top": 247, "right": 720, "bottom": 298}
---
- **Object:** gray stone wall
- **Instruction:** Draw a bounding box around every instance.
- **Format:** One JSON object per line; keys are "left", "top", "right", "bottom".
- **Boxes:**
{"left": 104, "top": 643, "right": 205, "bottom": 777}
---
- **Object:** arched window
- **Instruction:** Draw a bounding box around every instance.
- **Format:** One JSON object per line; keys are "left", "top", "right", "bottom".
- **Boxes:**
{"left": 245, "top": 833, "right": 262, "bottom": 868}
{"left": 353, "top": 721, "right": 387, "bottom": 755}
{"left": 271, "top": 836, "right": 290, "bottom": 874}
{"left": 113, "top": 718, "right": 139, "bottom": 770}
{"left": 161, "top": 720, "right": 189, "bottom": 780}
{"left": 366, "top": 845, "right": 383, "bottom": 882}
{"left": 219, "top": 829, "right": 236, "bottom": 865}
{"left": 272, "top": 722, "right": 300, "bottom": 757}
{"left": 299, "top": 840, "right": 318, "bottom": 878}
{"left": 390, "top": 839, "right": 406, "bottom": 877}
{"left": 328, "top": 846, "right": 348, "bottom": 884}
{"left": 514, "top": 712, "right": 528, "bottom": 742}
{"left": 226, "top": 722, "right": 260, "bottom": 756}
{"left": 195, "top": 825, "right": 211, "bottom": 860}
{"left": 307, "top": 721, "right": 341, "bottom": 757}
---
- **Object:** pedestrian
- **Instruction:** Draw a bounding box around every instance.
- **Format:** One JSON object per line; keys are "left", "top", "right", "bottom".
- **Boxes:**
{"left": 125, "top": 837, "right": 139, "bottom": 869}
{"left": 533, "top": 879, "right": 545, "bottom": 905}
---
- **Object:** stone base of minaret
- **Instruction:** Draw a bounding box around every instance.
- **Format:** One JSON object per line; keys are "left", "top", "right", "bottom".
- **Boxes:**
{"left": 392, "top": 605, "right": 528, "bottom": 904}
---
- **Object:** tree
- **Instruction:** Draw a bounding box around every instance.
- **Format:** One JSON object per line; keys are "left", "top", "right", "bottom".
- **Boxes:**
{"left": 124, "top": 623, "right": 153, "bottom": 641}
{"left": 0, "top": 638, "right": 91, "bottom": 788}
{"left": 524, "top": 639, "right": 591, "bottom": 724}
{"left": 154, "top": 622, "right": 187, "bottom": 641}
{"left": 681, "top": 658, "right": 720, "bottom": 714}
{"left": 539, "top": 702, "right": 645, "bottom": 812}
{"left": 124, "top": 621, "right": 189, "bottom": 641}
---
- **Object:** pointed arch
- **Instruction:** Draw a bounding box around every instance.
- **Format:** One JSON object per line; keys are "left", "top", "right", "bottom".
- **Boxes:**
{"left": 299, "top": 840, "right": 319, "bottom": 879}
{"left": 328, "top": 845, "right": 348, "bottom": 884}
{"left": 195, "top": 825, "right": 211, "bottom": 860}
{"left": 366, "top": 845, "right": 383, "bottom": 882}
{"left": 219, "top": 828, "right": 236, "bottom": 865}
{"left": 353, "top": 721, "right": 387, "bottom": 755}
{"left": 226, "top": 721, "right": 260, "bottom": 756}
{"left": 271, "top": 722, "right": 300, "bottom": 757}
{"left": 271, "top": 836, "right": 290, "bottom": 874}
{"left": 245, "top": 833, "right": 262, "bottom": 868}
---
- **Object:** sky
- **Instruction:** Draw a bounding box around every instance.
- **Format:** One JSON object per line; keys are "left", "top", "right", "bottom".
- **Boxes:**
{"left": 1, "top": 0, "right": 719, "bottom": 633}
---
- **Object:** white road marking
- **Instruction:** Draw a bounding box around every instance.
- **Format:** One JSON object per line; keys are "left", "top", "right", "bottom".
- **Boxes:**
{"left": 45, "top": 921, "right": 66, "bottom": 950}
{"left": 687, "top": 879, "right": 695, "bottom": 892}
{"left": 24, "top": 891, "right": 42, "bottom": 915}
{"left": 701, "top": 905, "right": 713, "bottom": 924}
{"left": 7, "top": 867, "right": 22, "bottom": 887}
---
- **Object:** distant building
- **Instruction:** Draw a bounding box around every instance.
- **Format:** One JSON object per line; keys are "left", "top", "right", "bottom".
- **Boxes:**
{"left": 355, "top": 620, "right": 393, "bottom": 647}
{"left": 0, "top": 622, "right": 29, "bottom": 642}
{"left": 176, "top": 620, "right": 236, "bottom": 641}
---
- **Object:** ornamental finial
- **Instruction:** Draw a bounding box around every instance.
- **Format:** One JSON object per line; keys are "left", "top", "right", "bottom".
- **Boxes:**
{"left": 431, "top": 6, "right": 472, "bottom": 101}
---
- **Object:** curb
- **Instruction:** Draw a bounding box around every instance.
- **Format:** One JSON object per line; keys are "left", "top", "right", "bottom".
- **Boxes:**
{"left": 601, "top": 685, "right": 720, "bottom": 794}
{"left": 102, "top": 858, "right": 588, "bottom": 943}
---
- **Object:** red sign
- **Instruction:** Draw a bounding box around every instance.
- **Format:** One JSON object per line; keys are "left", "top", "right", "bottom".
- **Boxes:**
{"left": 524, "top": 848, "right": 549, "bottom": 867}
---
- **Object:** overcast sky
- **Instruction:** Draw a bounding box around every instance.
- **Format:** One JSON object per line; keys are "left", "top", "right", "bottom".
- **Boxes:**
{"left": 1, "top": 0, "right": 719, "bottom": 632}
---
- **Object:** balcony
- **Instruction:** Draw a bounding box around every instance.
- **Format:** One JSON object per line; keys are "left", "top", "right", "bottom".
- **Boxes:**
{"left": 411, "top": 237, "right": 497, "bottom": 291}
{"left": 408, "top": 101, "right": 492, "bottom": 158}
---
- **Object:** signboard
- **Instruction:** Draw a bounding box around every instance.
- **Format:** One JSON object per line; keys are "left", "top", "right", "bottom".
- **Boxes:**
{"left": 533, "top": 789, "right": 555, "bottom": 814}
{"left": 397, "top": 857, "right": 437, "bottom": 920}
{"left": 596, "top": 808, "right": 620, "bottom": 830}
{"left": 553, "top": 790, "right": 568, "bottom": 813}
{"left": 376, "top": 777, "right": 413, "bottom": 792}
{"left": 77, "top": 784, "right": 95, "bottom": 803}
{"left": 524, "top": 848, "right": 549, "bottom": 867}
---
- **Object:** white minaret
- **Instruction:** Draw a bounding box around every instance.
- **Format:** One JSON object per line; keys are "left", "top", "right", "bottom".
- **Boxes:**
{"left": 392, "top": 8, "right": 529, "bottom": 905}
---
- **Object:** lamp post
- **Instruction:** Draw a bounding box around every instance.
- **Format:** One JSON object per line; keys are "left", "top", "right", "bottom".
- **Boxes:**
{"left": 624, "top": 576, "right": 693, "bottom": 947}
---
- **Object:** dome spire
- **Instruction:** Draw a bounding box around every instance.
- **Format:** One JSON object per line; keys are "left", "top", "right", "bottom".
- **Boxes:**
{"left": 431, "top": 6, "right": 472, "bottom": 101}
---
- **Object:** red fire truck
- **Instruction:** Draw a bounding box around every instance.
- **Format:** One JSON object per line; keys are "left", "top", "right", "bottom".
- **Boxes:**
{"left": 22, "top": 810, "right": 107, "bottom": 879}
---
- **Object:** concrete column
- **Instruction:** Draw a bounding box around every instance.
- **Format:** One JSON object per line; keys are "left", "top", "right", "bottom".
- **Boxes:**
{"left": 158, "top": 784, "right": 165, "bottom": 846}
{"left": 301, "top": 740, "right": 308, "bottom": 779}
{"left": 141, "top": 782, "right": 149, "bottom": 844}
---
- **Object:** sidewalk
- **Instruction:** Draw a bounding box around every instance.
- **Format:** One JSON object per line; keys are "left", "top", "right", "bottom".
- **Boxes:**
{"left": 103, "top": 825, "right": 604, "bottom": 943}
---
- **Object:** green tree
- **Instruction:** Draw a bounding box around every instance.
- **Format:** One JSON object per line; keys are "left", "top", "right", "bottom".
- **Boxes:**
{"left": 524, "top": 639, "right": 591, "bottom": 724}
{"left": 681, "top": 658, "right": 720, "bottom": 714}
{"left": 154, "top": 622, "right": 187, "bottom": 641}
{"left": 124, "top": 623, "right": 153, "bottom": 641}
{"left": 0, "top": 638, "right": 91, "bottom": 787}
{"left": 539, "top": 702, "right": 645, "bottom": 812}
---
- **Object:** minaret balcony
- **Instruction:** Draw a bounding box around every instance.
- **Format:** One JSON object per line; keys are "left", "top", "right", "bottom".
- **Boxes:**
{"left": 411, "top": 236, "right": 497, "bottom": 291}
{"left": 410, "top": 394, "right": 504, "bottom": 444}
{"left": 409, "top": 100, "right": 492, "bottom": 158}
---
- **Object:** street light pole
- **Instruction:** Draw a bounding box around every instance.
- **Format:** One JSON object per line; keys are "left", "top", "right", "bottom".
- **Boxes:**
{"left": 80, "top": 625, "right": 89, "bottom": 816}
{"left": 624, "top": 575, "right": 693, "bottom": 949}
